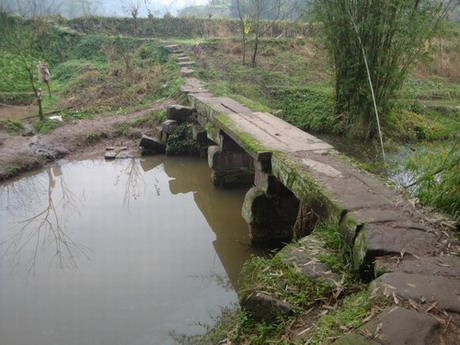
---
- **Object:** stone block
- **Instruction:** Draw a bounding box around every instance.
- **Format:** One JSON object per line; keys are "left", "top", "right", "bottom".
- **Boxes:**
{"left": 359, "top": 306, "right": 440, "bottom": 345}
{"left": 167, "top": 105, "right": 193, "bottom": 122}
{"left": 161, "top": 120, "right": 178, "bottom": 134}
{"left": 211, "top": 169, "right": 254, "bottom": 188}
{"left": 372, "top": 272, "right": 460, "bottom": 313}
{"left": 374, "top": 255, "right": 460, "bottom": 278}
{"left": 139, "top": 135, "right": 166, "bottom": 155}
{"left": 352, "top": 223, "right": 437, "bottom": 272}
{"left": 241, "top": 291, "right": 293, "bottom": 321}
{"left": 104, "top": 151, "right": 117, "bottom": 160}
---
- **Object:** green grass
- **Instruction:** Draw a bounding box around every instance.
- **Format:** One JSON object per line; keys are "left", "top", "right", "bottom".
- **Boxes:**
{"left": 33, "top": 118, "right": 60, "bottom": 133}
{"left": 0, "top": 119, "right": 24, "bottom": 134}
{"left": 77, "top": 130, "right": 108, "bottom": 144}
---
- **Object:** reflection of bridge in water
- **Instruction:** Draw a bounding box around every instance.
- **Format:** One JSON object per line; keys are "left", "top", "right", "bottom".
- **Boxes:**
{"left": 141, "top": 156, "right": 258, "bottom": 290}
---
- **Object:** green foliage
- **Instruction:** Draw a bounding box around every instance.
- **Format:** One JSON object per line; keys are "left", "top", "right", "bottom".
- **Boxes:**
{"left": 33, "top": 118, "right": 60, "bottom": 133}
{"left": 166, "top": 123, "right": 204, "bottom": 156}
{"left": 405, "top": 143, "right": 460, "bottom": 220}
{"left": 273, "top": 86, "right": 341, "bottom": 133}
{"left": 0, "top": 119, "right": 24, "bottom": 134}
{"left": 0, "top": 51, "right": 31, "bottom": 92}
{"left": 311, "top": 0, "right": 450, "bottom": 139}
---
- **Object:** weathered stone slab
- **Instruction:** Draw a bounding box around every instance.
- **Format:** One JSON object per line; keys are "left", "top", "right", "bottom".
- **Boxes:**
{"left": 180, "top": 67, "right": 195, "bottom": 75}
{"left": 167, "top": 105, "right": 193, "bottom": 122}
{"left": 177, "top": 56, "right": 188, "bottom": 61}
{"left": 178, "top": 61, "right": 195, "bottom": 67}
{"left": 372, "top": 272, "right": 460, "bottom": 313}
{"left": 139, "top": 135, "right": 165, "bottom": 154}
{"left": 353, "top": 224, "right": 437, "bottom": 271}
{"left": 278, "top": 236, "right": 341, "bottom": 286}
{"left": 375, "top": 255, "right": 460, "bottom": 278}
{"left": 165, "top": 44, "right": 180, "bottom": 50}
{"left": 104, "top": 151, "right": 117, "bottom": 160}
{"left": 331, "top": 333, "right": 379, "bottom": 345}
{"left": 115, "top": 151, "right": 134, "bottom": 159}
{"left": 161, "top": 119, "right": 178, "bottom": 134}
{"left": 241, "top": 291, "right": 293, "bottom": 321}
{"left": 339, "top": 208, "right": 403, "bottom": 244}
{"left": 359, "top": 306, "right": 440, "bottom": 345}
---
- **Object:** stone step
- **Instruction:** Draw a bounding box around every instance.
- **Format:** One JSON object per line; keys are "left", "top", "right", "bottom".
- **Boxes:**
{"left": 372, "top": 271, "right": 460, "bottom": 313}
{"left": 359, "top": 306, "right": 440, "bottom": 345}
{"left": 178, "top": 61, "right": 195, "bottom": 67}
{"left": 180, "top": 67, "right": 195, "bottom": 75}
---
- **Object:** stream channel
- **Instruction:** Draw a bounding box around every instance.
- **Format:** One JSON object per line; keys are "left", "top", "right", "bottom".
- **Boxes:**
{"left": 0, "top": 155, "right": 258, "bottom": 345}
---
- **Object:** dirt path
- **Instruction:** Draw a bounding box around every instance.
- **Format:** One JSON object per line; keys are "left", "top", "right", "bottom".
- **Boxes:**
{"left": 0, "top": 99, "right": 175, "bottom": 180}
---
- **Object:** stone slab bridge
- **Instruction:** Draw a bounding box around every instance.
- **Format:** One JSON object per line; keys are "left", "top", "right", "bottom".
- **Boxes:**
{"left": 162, "top": 44, "right": 460, "bottom": 344}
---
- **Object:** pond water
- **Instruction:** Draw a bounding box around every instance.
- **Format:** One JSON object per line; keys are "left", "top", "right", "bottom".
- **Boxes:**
{"left": 0, "top": 156, "right": 256, "bottom": 345}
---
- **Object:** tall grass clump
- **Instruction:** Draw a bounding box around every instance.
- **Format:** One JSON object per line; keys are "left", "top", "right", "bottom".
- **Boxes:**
{"left": 405, "top": 143, "right": 459, "bottom": 220}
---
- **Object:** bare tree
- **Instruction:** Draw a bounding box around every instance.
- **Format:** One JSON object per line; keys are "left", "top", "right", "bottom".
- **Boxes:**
{"left": 235, "top": 0, "right": 292, "bottom": 66}
{"left": 121, "top": 0, "right": 143, "bottom": 31}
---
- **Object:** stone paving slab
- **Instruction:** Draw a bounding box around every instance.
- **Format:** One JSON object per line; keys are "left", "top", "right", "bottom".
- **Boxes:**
{"left": 375, "top": 255, "right": 460, "bottom": 278}
{"left": 372, "top": 272, "right": 460, "bottom": 313}
{"left": 180, "top": 67, "right": 195, "bottom": 75}
{"left": 278, "top": 236, "right": 342, "bottom": 286}
{"left": 353, "top": 224, "right": 438, "bottom": 270}
{"left": 359, "top": 306, "right": 440, "bottom": 345}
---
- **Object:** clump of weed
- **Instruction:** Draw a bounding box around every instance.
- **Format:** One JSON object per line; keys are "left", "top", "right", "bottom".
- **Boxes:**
{"left": 77, "top": 130, "right": 107, "bottom": 144}
{"left": 34, "top": 118, "right": 60, "bottom": 133}
{"left": 0, "top": 119, "right": 24, "bottom": 134}
{"left": 306, "top": 290, "right": 391, "bottom": 344}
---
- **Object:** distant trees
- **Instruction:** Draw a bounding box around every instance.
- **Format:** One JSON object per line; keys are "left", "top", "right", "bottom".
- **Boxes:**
{"left": 311, "top": 0, "right": 455, "bottom": 140}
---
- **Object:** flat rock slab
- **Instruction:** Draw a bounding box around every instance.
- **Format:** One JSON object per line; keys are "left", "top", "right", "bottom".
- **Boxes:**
{"left": 375, "top": 255, "right": 460, "bottom": 278}
{"left": 104, "top": 151, "right": 117, "bottom": 160}
{"left": 177, "top": 56, "right": 189, "bottom": 61}
{"left": 359, "top": 306, "right": 440, "bottom": 345}
{"left": 161, "top": 119, "right": 178, "bottom": 134}
{"left": 372, "top": 272, "right": 460, "bottom": 313}
{"left": 331, "top": 333, "right": 379, "bottom": 345}
{"left": 139, "top": 135, "right": 165, "bottom": 154}
{"left": 353, "top": 224, "right": 437, "bottom": 271}
{"left": 278, "top": 236, "right": 342, "bottom": 286}
{"left": 115, "top": 151, "right": 134, "bottom": 159}
{"left": 180, "top": 67, "right": 195, "bottom": 75}
{"left": 178, "top": 61, "right": 195, "bottom": 66}
{"left": 167, "top": 105, "right": 193, "bottom": 122}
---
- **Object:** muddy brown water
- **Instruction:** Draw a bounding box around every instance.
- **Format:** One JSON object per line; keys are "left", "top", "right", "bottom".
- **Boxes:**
{"left": 0, "top": 155, "right": 258, "bottom": 345}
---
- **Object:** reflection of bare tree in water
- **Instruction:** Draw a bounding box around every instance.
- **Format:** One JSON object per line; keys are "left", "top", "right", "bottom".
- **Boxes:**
{"left": 114, "top": 159, "right": 162, "bottom": 207}
{"left": 1, "top": 166, "right": 90, "bottom": 273}
{"left": 114, "top": 159, "right": 146, "bottom": 208}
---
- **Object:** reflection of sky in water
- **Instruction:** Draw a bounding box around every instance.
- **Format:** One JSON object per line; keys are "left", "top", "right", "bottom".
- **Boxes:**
{"left": 0, "top": 156, "right": 253, "bottom": 345}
